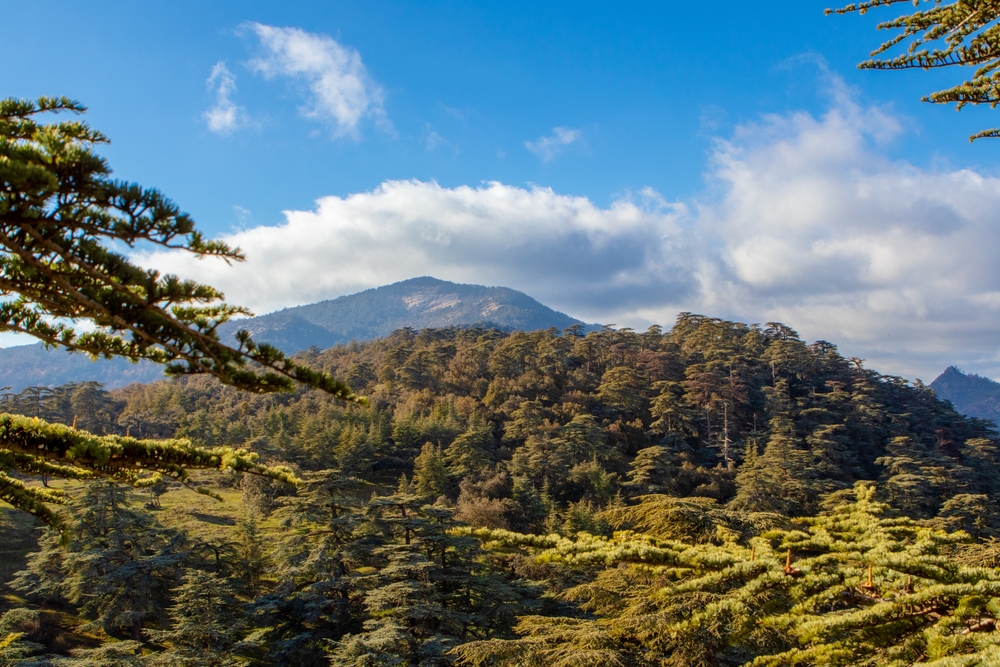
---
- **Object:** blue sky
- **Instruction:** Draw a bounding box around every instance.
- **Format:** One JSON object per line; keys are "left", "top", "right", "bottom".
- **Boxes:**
{"left": 6, "top": 0, "right": 1000, "bottom": 380}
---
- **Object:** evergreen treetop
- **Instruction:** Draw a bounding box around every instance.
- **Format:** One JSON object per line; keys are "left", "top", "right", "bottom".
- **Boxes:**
{"left": 455, "top": 486, "right": 1000, "bottom": 666}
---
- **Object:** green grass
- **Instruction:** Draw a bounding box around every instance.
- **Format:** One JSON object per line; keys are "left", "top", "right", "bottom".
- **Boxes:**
{"left": 154, "top": 477, "right": 246, "bottom": 544}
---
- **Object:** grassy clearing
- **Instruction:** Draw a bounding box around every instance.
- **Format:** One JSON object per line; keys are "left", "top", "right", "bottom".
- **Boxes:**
{"left": 154, "top": 477, "right": 245, "bottom": 544}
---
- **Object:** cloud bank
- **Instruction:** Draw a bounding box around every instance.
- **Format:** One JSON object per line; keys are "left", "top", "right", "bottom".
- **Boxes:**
{"left": 148, "top": 84, "right": 1000, "bottom": 380}
{"left": 688, "top": 90, "right": 1000, "bottom": 379}
{"left": 245, "top": 23, "right": 386, "bottom": 137}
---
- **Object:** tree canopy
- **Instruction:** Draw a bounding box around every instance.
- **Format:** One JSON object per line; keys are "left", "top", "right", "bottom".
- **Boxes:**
{"left": 0, "top": 319, "right": 999, "bottom": 663}
{"left": 453, "top": 486, "right": 1000, "bottom": 666}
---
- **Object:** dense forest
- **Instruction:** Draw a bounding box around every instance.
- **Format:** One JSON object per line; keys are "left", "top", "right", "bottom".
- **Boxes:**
{"left": 4, "top": 314, "right": 1000, "bottom": 665}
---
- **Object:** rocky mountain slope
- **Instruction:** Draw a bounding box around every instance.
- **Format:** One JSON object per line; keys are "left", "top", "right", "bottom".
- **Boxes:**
{"left": 930, "top": 366, "right": 1000, "bottom": 424}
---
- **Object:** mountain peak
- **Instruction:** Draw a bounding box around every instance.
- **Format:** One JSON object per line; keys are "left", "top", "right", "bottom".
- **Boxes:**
{"left": 392, "top": 275, "right": 453, "bottom": 287}
{"left": 930, "top": 366, "right": 1000, "bottom": 423}
{"left": 217, "top": 276, "right": 586, "bottom": 353}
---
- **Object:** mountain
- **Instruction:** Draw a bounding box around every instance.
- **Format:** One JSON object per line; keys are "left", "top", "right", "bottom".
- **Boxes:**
{"left": 0, "top": 344, "right": 165, "bottom": 393}
{"left": 0, "top": 277, "right": 588, "bottom": 391}
{"left": 930, "top": 366, "right": 1000, "bottom": 424}
{"left": 216, "top": 276, "right": 586, "bottom": 352}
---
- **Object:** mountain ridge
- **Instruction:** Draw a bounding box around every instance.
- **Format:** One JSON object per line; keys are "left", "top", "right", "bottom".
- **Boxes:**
{"left": 215, "top": 276, "right": 587, "bottom": 352}
{"left": 0, "top": 277, "right": 591, "bottom": 391}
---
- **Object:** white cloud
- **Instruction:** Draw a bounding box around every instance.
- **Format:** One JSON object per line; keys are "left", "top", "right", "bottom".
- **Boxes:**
{"left": 140, "top": 180, "right": 690, "bottom": 317}
{"left": 525, "top": 126, "right": 581, "bottom": 161}
{"left": 203, "top": 62, "right": 246, "bottom": 134}
{"left": 142, "top": 76, "right": 1000, "bottom": 381}
{"left": 676, "top": 89, "right": 1000, "bottom": 380}
{"left": 245, "top": 23, "right": 386, "bottom": 138}
{"left": 425, "top": 131, "right": 446, "bottom": 150}
{"left": 232, "top": 205, "right": 253, "bottom": 231}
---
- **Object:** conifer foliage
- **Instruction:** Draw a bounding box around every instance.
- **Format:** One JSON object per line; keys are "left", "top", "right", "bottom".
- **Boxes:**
{"left": 14, "top": 481, "right": 184, "bottom": 642}
{"left": 0, "top": 97, "right": 358, "bottom": 399}
{"left": 830, "top": 0, "right": 1000, "bottom": 140}
{"left": 0, "top": 412, "right": 297, "bottom": 526}
{"left": 0, "top": 96, "right": 360, "bottom": 522}
{"left": 4, "top": 315, "right": 1000, "bottom": 663}
{"left": 455, "top": 486, "right": 1000, "bottom": 666}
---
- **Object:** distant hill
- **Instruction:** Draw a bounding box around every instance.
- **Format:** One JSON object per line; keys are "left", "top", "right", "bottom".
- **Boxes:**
{"left": 0, "top": 344, "right": 165, "bottom": 393}
{"left": 215, "top": 276, "right": 587, "bottom": 352}
{"left": 0, "top": 277, "right": 588, "bottom": 391}
{"left": 930, "top": 366, "right": 1000, "bottom": 424}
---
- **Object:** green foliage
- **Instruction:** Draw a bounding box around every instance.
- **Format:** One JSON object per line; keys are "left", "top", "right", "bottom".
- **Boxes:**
{"left": 246, "top": 472, "right": 366, "bottom": 667}
{"left": 231, "top": 513, "right": 269, "bottom": 596}
{"left": 90, "top": 315, "right": 1000, "bottom": 532}
{"left": 0, "top": 95, "right": 368, "bottom": 525}
{"left": 13, "top": 481, "right": 184, "bottom": 641}
{"left": 3, "top": 315, "right": 1000, "bottom": 665}
{"left": 625, "top": 444, "right": 676, "bottom": 495}
{"left": 829, "top": 0, "right": 1000, "bottom": 140}
{"left": 330, "top": 492, "right": 537, "bottom": 666}
{"left": 0, "top": 412, "right": 298, "bottom": 526}
{"left": 54, "top": 641, "right": 145, "bottom": 666}
{"left": 0, "top": 96, "right": 359, "bottom": 398}
{"left": 0, "top": 381, "right": 124, "bottom": 434}
{"left": 456, "top": 486, "right": 1000, "bottom": 667}
{"left": 147, "top": 569, "right": 250, "bottom": 666}
{"left": 413, "top": 443, "right": 448, "bottom": 498}
{"left": 445, "top": 415, "right": 495, "bottom": 479}
{"left": 0, "top": 608, "right": 46, "bottom": 664}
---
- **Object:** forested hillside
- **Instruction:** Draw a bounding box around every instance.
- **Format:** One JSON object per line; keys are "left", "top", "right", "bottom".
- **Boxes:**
{"left": 109, "top": 314, "right": 997, "bottom": 521}
{"left": 4, "top": 315, "right": 1000, "bottom": 665}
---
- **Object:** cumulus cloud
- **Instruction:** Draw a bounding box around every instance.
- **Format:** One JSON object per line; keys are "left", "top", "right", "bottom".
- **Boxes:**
{"left": 203, "top": 62, "right": 246, "bottom": 134}
{"left": 525, "top": 127, "right": 581, "bottom": 161}
{"left": 142, "top": 180, "right": 691, "bottom": 318}
{"left": 244, "top": 23, "right": 386, "bottom": 138}
{"left": 142, "top": 77, "right": 1000, "bottom": 380}
{"left": 679, "top": 90, "right": 1000, "bottom": 379}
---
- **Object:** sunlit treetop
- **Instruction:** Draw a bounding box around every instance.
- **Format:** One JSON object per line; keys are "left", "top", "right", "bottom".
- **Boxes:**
{"left": 830, "top": 0, "right": 1000, "bottom": 140}
{"left": 0, "top": 413, "right": 300, "bottom": 527}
